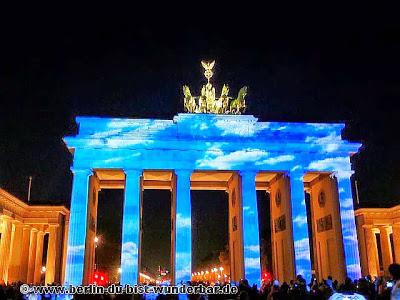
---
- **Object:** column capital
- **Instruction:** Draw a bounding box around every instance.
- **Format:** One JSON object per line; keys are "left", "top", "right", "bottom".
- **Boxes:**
{"left": 48, "top": 224, "right": 59, "bottom": 229}
{"left": 0, "top": 215, "right": 13, "bottom": 221}
{"left": 378, "top": 226, "right": 391, "bottom": 233}
{"left": 70, "top": 168, "right": 93, "bottom": 176}
{"left": 10, "top": 219, "right": 23, "bottom": 226}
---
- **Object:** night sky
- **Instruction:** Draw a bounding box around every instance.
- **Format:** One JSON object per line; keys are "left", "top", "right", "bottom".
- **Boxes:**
{"left": 0, "top": 5, "right": 399, "bottom": 276}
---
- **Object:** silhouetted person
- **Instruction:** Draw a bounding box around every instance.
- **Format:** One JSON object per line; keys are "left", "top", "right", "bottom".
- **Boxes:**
{"left": 389, "top": 263, "right": 400, "bottom": 300}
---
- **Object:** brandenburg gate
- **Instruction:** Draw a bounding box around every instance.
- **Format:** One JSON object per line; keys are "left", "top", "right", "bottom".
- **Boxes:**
{"left": 63, "top": 61, "right": 362, "bottom": 286}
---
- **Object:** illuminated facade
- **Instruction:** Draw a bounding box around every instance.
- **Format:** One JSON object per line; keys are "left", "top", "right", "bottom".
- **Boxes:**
{"left": 355, "top": 205, "right": 400, "bottom": 277}
{"left": 63, "top": 113, "right": 362, "bottom": 286}
{"left": 0, "top": 188, "right": 69, "bottom": 285}
{"left": 62, "top": 61, "right": 362, "bottom": 286}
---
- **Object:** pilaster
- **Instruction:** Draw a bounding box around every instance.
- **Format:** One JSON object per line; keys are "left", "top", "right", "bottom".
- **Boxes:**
{"left": 27, "top": 228, "right": 38, "bottom": 283}
{"left": 45, "top": 225, "right": 59, "bottom": 284}
{"left": 378, "top": 226, "right": 393, "bottom": 275}
{"left": 33, "top": 231, "right": 45, "bottom": 284}
{"left": 364, "top": 226, "right": 379, "bottom": 277}
{"left": 0, "top": 218, "right": 12, "bottom": 284}
{"left": 392, "top": 224, "right": 400, "bottom": 264}
{"left": 19, "top": 225, "right": 31, "bottom": 282}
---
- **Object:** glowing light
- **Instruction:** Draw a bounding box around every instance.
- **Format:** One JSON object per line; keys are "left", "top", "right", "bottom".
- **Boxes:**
{"left": 41, "top": 266, "right": 46, "bottom": 273}
{"left": 94, "top": 236, "right": 99, "bottom": 243}
{"left": 64, "top": 113, "right": 362, "bottom": 286}
{"left": 92, "top": 271, "right": 108, "bottom": 285}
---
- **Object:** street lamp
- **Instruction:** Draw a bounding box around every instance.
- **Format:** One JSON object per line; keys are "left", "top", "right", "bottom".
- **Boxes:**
{"left": 94, "top": 236, "right": 99, "bottom": 270}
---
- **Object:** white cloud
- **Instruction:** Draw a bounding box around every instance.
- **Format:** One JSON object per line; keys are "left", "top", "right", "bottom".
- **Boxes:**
{"left": 175, "top": 252, "right": 191, "bottom": 261}
{"left": 67, "top": 244, "right": 85, "bottom": 254}
{"left": 305, "top": 123, "right": 339, "bottom": 131}
{"left": 308, "top": 157, "right": 352, "bottom": 179}
{"left": 103, "top": 152, "right": 141, "bottom": 164}
{"left": 176, "top": 213, "right": 191, "bottom": 228}
{"left": 343, "top": 234, "right": 359, "bottom": 243}
{"left": 346, "top": 264, "right": 361, "bottom": 278}
{"left": 340, "top": 198, "right": 354, "bottom": 208}
{"left": 291, "top": 165, "right": 301, "bottom": 172}
{"left": 197, "top": 148, "right": 269, "bottom": 169}
{"left": 214, "top": 120, "right": 269, "bottom": 137}
{"left": 176, "top": 269, "right": 191, "bottom": 282}
{"left": 305, "top": 132, "right": 343, "bottom": 153}
{"left": 91, "top": 129, "right": 122, "bottom": 139}
{"left": 255, "top": 154, "right": 295, "bottom": 166}
{"left": 121, "top": 242, "right": 138, "bottom": 267}
{"left": 245, "top": 257, "right": 261, "bottom": 269}
{"left": 340, "top": 209, "right": 356, "bottom": 222}
{"left": 293, "top": 215, "right": 308, "bottom": 227}
{"left": 294, "top": 238, "right": 311, "bottom": 261}
{"left": 245, "top": 245, "right": 260, "bottom": 253}
{"left": 121, "top": 242, "right": 138, "bottom": 254}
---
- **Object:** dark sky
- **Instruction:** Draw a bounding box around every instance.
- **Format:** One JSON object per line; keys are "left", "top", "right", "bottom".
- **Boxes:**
{"left": 0, "top": 8, "right": 399, "bottom": 207}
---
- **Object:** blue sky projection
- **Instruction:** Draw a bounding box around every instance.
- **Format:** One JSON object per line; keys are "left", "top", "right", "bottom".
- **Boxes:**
{"left": 64, "top": 113, "right": 361, "bottom": 285}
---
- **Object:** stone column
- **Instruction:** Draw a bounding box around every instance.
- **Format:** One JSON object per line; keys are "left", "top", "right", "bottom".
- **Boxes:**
{"left": 379, "top": 226, "right": 393, "bottom": 275}
{"left": 289, "top": 169, "right": 312, "bottom": 282}
{"left": 45, "top": 225, "right": 58, "bottom": 284}
{"left": 64, "top": 168, "right": 92, "bottom": 285}
{"left": 174, "top": 169, "right": 192, "bottom": 285}
{"left": 0, "top": 218, "right": 12, "bottom": 284}
{"left": 19, "top": 225, "right": 31, "bottom": 282}
{"left": 8, "top": 222, "right": 24, "bottom": 283}
{"left": 240, "top": 170, "right": 261, "bottom": 286}
{"left": 120, "top": 169, "right": 142, "bottom": 285}
{"left": 27, "top": 228, "right": 38, "bottom": 283}
{"left": 364, "top": 226, "right": 378, "bottom": 277}
{"left": 392, "top": 224, "right": 400, "bottom": 264}
{"left": 33, "top": 231, "right": 45, "bottom": 284}
{"left": 336, "top": 172, "right": 362, "bottom": 279}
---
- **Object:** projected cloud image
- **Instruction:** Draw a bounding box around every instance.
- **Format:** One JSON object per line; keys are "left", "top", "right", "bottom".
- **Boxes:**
{"left": 64, "top": 113, "right": 361, "bottom": 285}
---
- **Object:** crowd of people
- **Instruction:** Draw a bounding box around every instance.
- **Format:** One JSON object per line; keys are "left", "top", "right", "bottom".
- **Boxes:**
{"left": 0, "top": 263, "right": 399, "bottom": 300}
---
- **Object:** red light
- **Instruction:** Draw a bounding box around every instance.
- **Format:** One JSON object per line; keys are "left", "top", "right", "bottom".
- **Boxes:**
{"left": 91, "top": 271, "right": 108, "bottom": 285}
{"left": 262, "top": 272, "right": 272, "bottom": 282}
